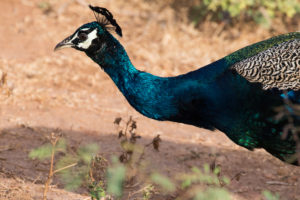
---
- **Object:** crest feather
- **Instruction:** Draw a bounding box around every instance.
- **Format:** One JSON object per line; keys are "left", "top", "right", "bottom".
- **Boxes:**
{"left": 89, "top": 5, "right": 122, "bottom": 37}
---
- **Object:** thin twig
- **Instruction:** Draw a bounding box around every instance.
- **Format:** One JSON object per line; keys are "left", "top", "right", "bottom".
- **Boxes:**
{"left": 43, "top": 137, "right": 57, "bottom": 200}
{"left": 124, "top": 116, "right": 133, "bottom": 138}
{"left": 266, "top": 181, "right": 289, "bottom": 186}
{"left": 53, "top": 163, "right": 77, "bottom": 174}
{"left": 43, "top": 132, "right": 61, "bottom": 200}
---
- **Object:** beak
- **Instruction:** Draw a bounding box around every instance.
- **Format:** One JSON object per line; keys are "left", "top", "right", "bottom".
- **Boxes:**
{"left": 54, "top": 35, "right": 74, "bottom": 51}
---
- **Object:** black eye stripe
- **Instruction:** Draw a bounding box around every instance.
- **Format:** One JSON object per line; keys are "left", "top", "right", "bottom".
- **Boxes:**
{"left": 73, "top": 38, "right": 79, "bottom": 45}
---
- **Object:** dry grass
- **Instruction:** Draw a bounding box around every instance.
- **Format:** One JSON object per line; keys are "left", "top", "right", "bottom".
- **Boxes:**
{"left": 0, "top": 176, "right": 88, "bottom": 200}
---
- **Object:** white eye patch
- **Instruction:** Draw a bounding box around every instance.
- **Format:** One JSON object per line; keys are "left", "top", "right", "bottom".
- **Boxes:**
{"left": 77, "top": 29, "right": 98, "bottom": 49}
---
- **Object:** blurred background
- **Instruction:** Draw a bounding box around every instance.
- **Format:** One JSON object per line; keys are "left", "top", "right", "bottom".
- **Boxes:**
{"left": 0, "top": 0, "right": 299, "bottom": 199}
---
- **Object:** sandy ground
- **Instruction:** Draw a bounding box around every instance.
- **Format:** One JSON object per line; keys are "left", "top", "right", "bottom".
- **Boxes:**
{"left": 0, "top": 0, "right": 300, "bottom": 199}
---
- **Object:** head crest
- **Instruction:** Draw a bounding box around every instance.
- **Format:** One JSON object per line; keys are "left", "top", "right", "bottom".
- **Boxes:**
{"left": 89, "top": 5, "right": 122, "bottom": 37}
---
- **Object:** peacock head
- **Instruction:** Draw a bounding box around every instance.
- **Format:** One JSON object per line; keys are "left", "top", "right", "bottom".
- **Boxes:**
{"left": 54, "top": 5, "right": 122, "bottom": 54}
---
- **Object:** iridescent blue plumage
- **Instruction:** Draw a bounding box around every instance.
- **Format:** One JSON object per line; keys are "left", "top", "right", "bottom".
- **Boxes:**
{"left": 55, "top": 7, "right": 300, "bottom": 165}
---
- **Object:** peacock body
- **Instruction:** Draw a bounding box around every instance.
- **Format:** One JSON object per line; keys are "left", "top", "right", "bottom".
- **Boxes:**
{"left": 55, "top": 5, "right": 300, "bottom": 165}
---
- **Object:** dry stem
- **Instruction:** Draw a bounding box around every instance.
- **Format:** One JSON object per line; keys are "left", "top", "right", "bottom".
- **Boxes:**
{"left": 43, "top": 133, "right": 77, "bottom": 200}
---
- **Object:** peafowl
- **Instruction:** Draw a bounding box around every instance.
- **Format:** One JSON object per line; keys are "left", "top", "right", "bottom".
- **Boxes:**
{"left": 55, "top": 5, "right": 300, "bottom": 166}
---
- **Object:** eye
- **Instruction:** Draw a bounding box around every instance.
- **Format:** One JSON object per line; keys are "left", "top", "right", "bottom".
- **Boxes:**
{"left": 78, "top": 32, "right": 88, "bottom": 41}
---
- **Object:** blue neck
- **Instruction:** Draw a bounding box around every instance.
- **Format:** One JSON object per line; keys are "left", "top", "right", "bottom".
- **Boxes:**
{"left": 86, "top": 34, "right": 179, "bottom": 120}
{"left": 85, "top": 32, "right": 234, "bottom": 127}
{"left": 88, "top": 35, "right": 138, "bottom": 93}
{"left": 86, "top": 33, "right": 231, "bottom": 129}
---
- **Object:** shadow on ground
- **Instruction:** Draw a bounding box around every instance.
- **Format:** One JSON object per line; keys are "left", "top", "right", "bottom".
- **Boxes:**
{"left": 0, "top": 125, "right": 299, "bottom": 200}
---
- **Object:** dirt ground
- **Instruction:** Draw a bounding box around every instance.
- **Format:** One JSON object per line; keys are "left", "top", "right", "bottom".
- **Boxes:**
{"left": 0, "top": 0, "right": 300, "bottom": 199}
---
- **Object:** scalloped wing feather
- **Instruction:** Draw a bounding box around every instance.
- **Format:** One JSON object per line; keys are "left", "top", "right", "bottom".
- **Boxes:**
{"left": 231, "top": 37, "right": 300, "bottom": 90}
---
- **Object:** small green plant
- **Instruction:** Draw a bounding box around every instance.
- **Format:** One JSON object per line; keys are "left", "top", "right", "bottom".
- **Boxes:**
{"left": 29, "top": 132, "right": 99, "bottom": 199}
{"left": 89, "top": 182, "right": 107, "bottom": 200}
{"left": 56, "top": 143, "right": 99, "bottom": 191}
{"left": 106, "top": 157, "right": 126, "bottom": 198}
{"left": 175, "top": 163, "right": 231, "bottom": 199}
{"left": 29, "top": 132, "right": 76, "bottom": 200}
{"left": 151, "top": 173, "right": 176, "bottom": 193}
{"left": 29, "top": 137, "right": 66, "bottom": 161}
{"left": 263, "top": 190, "right": 280, "bottom": 200}
{"left": 193, "top": 187, "right": 231, "bottom": 200}
{"left": 180, "top": 164, "right": 230, "bottom": 189}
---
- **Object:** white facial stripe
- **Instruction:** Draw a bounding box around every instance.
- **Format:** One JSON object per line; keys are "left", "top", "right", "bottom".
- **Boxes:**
{"left": 77, "top": 29, "right": 98, "bottom": 49}
{"left": 70, "top": 32, "right": 78, "bottom": 43}
{"left": 81, "top": 28, "right": 90, "bottom": 31}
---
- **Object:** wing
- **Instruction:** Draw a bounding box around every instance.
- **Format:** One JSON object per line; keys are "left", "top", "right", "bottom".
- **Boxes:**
{"left": 229, "top": 33, "right": 300, "bottom": 90}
